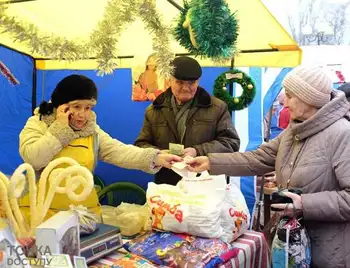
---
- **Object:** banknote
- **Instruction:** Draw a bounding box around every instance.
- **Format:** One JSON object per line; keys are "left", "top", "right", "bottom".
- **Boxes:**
{"left": 73, "top": 256, "right": 88, "bottom": 268}
{"left": 44, "top": 254, "right": 73, "bottom": 268}
{"left": 169, "top": 143, "right": 184, "bottom": 156}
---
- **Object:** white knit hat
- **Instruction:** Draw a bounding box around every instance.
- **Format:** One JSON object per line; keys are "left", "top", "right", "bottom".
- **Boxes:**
{"left": 282, "top": 66, "right": 333, "bottom": 108}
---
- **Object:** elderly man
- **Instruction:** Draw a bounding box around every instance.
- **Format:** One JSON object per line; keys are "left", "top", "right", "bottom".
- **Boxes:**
{"left": 135, "top": 56, "right": 240, "bottom": 185}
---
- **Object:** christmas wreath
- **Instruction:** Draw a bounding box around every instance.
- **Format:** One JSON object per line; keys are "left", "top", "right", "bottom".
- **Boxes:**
{"left": 214, "top": 69, "right": 256, "bottom": 112}
{"left": 174, "top": 0, "right": 239, "bottom": 61}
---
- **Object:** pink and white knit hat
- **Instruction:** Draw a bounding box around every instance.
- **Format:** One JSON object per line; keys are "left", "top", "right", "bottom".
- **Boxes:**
{"left": 282, "top": 66, "right": 333, "bottom": 108}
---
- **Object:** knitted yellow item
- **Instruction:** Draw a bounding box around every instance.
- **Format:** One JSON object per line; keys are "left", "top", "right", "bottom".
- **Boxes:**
{"left": 0, "top": 157, "right": 94, "bottom": 238}
{"left": 20, "top": 136, "right": 100, "bottom": 223}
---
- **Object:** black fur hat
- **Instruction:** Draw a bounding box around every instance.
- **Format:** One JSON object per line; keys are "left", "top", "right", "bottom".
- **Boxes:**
{"left": 39, "top": 74, "right": 98, "bottom": 115}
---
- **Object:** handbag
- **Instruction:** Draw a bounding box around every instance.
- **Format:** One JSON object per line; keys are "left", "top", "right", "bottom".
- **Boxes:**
{"left": 271, "top": 216, "right": 311, "bottom": 268}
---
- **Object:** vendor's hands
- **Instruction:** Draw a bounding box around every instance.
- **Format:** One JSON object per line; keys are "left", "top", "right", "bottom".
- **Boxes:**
{"left": 154, "top": 153, "right": 182, "bottom": 169}
{"left": 56, "top": 104, "right": 72, "bottom": 125}
{"left": 183, "top": 147, "right": 197, "bottom": 158}
{"left": 271, "top": 192, "right": 303, "bottom": 217}
{"left": 185, "top": 156, "right": 210, "bottom": 172}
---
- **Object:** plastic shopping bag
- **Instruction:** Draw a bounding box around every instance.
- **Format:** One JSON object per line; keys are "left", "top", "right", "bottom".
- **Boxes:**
{"left": 146, "top": 167, "right": 227, "bottom": 238}
{"left": 271, "top": 216, "right": 311, "bottom": 268}
{"left": 101, "top": 203, "right": 151, "bottom": 236}
{"left": 220, "top": 184, "right": 250, "bottom": 243}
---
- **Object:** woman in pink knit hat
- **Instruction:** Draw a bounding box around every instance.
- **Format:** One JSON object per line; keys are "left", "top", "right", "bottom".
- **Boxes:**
{"left": 187, "top": 66, "right": 350, "bottom": 267}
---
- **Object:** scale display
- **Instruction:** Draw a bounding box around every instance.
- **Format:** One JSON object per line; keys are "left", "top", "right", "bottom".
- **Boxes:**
{"left": 80, "top": 234, "right": 122, "bottom": 263}
{"left": 92, "top": 243, "right": 107, "bottom": 255}
{"left": 80, "top": 223, "right": 122, "bottom": 264}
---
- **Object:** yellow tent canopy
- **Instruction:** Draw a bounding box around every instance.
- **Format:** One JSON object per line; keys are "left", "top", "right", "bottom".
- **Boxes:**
{"left": 0, "top": 0, "right": 302, "bottom": 70}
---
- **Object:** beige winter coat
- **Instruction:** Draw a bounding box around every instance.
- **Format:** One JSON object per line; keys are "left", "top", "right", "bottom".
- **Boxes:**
{"left": 19, "top": 109, "right": 159, "bottom": 174}
{"left": 209, "top": 91, "right": 350, "bottom": 267}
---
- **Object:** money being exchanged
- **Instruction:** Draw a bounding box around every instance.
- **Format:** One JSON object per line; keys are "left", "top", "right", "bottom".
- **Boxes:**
{"left": 169, "top": 143, "right": 184, "bottom": 156}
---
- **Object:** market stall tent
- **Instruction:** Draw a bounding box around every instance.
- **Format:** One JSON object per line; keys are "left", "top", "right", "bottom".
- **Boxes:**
{"left": 0, "top": 0, "right": 301, "bottom": 69}
{"left": 0, "top": 0, "right": 300, "bottom": 219}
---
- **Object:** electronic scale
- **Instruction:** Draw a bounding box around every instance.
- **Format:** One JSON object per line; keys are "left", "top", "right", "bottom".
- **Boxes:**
{"left": 80, "top": 223, "right": 123, "bottom": 264}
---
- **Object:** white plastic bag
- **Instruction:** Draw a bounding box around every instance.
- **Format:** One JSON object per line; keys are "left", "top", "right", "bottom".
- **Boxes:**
{"left": 220, "top": 184, "right": 250, "bottom": 243}
{"left": 147, "top": 169, "right": 227, "bottom": 238}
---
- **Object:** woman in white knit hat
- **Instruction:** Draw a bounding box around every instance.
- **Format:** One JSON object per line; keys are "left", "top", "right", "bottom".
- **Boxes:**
{"left": 187, "top": 66, "right": 350, "bottom": 267}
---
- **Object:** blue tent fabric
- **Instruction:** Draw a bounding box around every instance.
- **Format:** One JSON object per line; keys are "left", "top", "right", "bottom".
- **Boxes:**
{"left": 0, "top": 46, "right": 291, "bottom": 224}
{"left": 263, "top": 68, "right": 292, "bottom": 117}
{"left": 35, "top": 67, "right": 230, "bottom": 189}
{"left": 36, "top": 67, "right": 290, "bottom": 221}
{"left": 0, "top": 46, "right": 34, "bottom": 175}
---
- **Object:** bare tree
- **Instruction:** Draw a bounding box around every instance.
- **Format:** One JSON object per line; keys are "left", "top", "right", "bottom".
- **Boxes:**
{"left": 324, "top": 2, "right": 350, "bottom": 45}
{"left": 287, "top": 0, "right": 350, "bottom": 45}
{"left": 287, "top": 0, "right": 319, "bottom": 45}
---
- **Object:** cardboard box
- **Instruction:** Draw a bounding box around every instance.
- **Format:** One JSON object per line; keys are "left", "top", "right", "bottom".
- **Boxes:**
{"left": 0, "top": 222, "right": 31, "bottom": 268}
{"left": 35, "top": 211, "right": 80, "bottom": 259}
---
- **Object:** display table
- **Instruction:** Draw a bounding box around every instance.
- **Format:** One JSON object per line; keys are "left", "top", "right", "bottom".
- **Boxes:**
{"left": 219, "top": 231, "right": 269, "bottom": 268}
{"left": 89, "top": 231, "right": 269, "bottom": 268}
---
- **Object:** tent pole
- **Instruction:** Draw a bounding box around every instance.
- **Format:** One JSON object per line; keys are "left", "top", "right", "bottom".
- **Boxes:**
{"left": 0, "top": 43, "right": 33, "bottom": 59}
{"left": 34, "top": 55, "right": 134, "bottom": 60}
{"left": 226, "top": 57, "right": 235, "bottom": 184}
{"left": 228, "top": 57, "right": 235, "bottom": 98}
{"left": 176, "top": 48, "right": 278, "bottom": 57}
{"left": 32, "top": 48, "right": 280, "bottom": 61}
{"left": 32, "top": 59, "right": 37, "bottom": 115}
{"left": 254, "top": 106, "right": 273, "bottom": 231}
{"left": 166, "top": 0, "right": 184, "bottom": 11}
{"left": 1, "top": 0, "right": 37, "bottom": 4}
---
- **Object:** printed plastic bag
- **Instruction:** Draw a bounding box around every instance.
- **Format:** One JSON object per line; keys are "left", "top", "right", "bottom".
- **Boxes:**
{"left": 124, "top": 232, "right": 187, "bottom": 265}
{"left": 110, "top": 253, "right": 156, "bottom": 268}
{"left": 272, "top": 216, "right": 311, "bottom": 268}
{"left": 220, "top": 184, "right": 250, "bottom": 243}
{"left": 69, "top": 205, "right": 99, "bottom": 235}
{"left": 124, "top": 232, "right": 228, "bottom": 268}
{"left": 146, "top": 169, "right": 227, "bottom": 238}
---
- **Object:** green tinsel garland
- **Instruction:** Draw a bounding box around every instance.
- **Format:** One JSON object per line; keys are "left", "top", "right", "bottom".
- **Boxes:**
{"left": 214, "top": 69, "right": 256, "bottom": 112}
{"left": 174, "top": 0, "right": 239, "bottom": 61}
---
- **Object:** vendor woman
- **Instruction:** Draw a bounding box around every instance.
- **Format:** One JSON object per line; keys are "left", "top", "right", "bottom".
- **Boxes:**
{"left": 19, "top": 74, "right": 181, "bottom": 220}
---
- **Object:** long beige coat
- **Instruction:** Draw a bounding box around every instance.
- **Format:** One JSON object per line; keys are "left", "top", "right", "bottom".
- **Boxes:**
{"left": 208, "top": 91, "right": 350, "bottom": 267}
